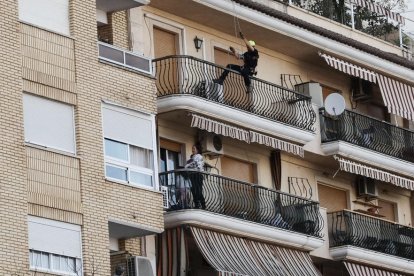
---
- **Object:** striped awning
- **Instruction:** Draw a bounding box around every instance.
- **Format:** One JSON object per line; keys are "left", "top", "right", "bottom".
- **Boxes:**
{"left": 377, "top": 75, "right": 414, "bottom": 121}
{"left": 250, "top": 131, "right": 304, "bottom": 157}
{"left": 190, "top": 114, "right": 305, "bottom": 157}
{"left": 335, "top": 156, "right": 414, "bottom": 191}
{"left": 190, "top": 227, "right": 321, "bottom": 276}
{"left": 319, "top": 53, "right": 377, "bottom": 83}
{"left": 344, "top": 261, "right": 404, "bottom": 276}
{"left": 191, "top": 113, "right": 250, "bottom": 143}
{"left": 349, "top": 0, "right": 405, "bottom": 25}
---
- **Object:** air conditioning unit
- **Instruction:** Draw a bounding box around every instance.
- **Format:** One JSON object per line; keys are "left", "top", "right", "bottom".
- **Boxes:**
{"left": 201, "top": 134, "right": 224, "bottom": 156}
{"left": 160, "top": 186, "right": 169, "bottom": 209}
{"left": 352, "top": 78, "right": 372, "bottom": 102}
{"left": 127, "top": 256, "right": 154, "bottom": 276}
{"left": 356, "top": 176, "right": 377, "bottom": 198}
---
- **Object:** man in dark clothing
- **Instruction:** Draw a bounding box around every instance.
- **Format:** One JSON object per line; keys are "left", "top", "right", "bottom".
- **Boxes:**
{"left": 213, "top": 32, "right": 259, "bottom": 93}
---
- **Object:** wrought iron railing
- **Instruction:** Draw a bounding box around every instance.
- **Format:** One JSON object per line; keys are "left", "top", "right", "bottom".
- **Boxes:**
{"left": 160, "top": 170, "right": 323, "bottom": 237}
{"left": 320, "top": 108, "right": 414, "bottom": 163}
{"left": 282, "top": 0, "right": 400, "bottom": 46}
{"left": 153, "top": 55, "right": 316, "bottom": 132}
{"left": 328, "top": 210, "right": 414, "bottom": 260}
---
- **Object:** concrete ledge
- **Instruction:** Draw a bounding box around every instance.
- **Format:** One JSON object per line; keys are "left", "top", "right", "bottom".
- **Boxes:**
{"left": 321, "top": 141, "right": 414, "bottom": 178}
{"left": 158, "top": 95, "right": 315, "bottom": 144}
{"left": 164, "top": 209, "right": 324, "bottom": 251}
{"left": 330, "top": 245, "right": 414, "bottom": 274}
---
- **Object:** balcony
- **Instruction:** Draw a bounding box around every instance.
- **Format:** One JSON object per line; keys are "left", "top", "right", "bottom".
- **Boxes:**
{"left": 98, "top": 42, "right": 152, "bottom": 75}
{"left": 153, "top": 55, "right": 316, "bottom": 132}
{"left": 96, "top": 0, "right": 149, "bottom": 13}
{"left": 320, "top": 108, "right": 414, "bottom": 173}
{"left": 329, "top": 210, "right": 414, "bottom": 267}
{"left": 284, "top": 0, "right": 402, "bottom": 47}
{"left": 160, "top": 170, "right": 323, "bottom": 239}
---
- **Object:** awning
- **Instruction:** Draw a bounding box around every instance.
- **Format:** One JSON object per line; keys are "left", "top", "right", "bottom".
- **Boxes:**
{"left": 319, "top": 53, "right": 377, "bottom": 83}
{"left": 190, "top": 113, "right": 305, "bottom": 157}
{"left": 377, "top": 75, "right": 414, "bottom": 121}
{"left": 191, "top": 113, "right": 250, "bottom": 143}
{"left": 344, "top": 261, "right": 404, "bottom": 276}
{"left": 250, "top": 131, "right": 304, "bottom": 157}
{"left": 334, "top": 156, "right": 414, "bottom": 191}
{"left": 349, "top": 0, "right": 405, "bottom": 25}
{"left": 318, "top": 53, "right": 414, "bottom": 121}
{"left": 190, "top": 227, "right": 321, "bottom": 276}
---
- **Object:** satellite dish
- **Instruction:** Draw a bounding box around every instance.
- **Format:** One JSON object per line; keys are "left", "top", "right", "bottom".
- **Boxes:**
{"left": 324, "top": 93, "right": 346, "bottom": 116}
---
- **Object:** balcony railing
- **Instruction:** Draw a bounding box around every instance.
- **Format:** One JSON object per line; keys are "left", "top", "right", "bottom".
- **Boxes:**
{"left": 320, "top": 108, "right": 414, "bottom": 163}
{"left": 160, "top": 170, "right": 323, "bottom": 237}
{"left": 282, "top": 0, "right": 401, "bottom": 47}
{"left": 153, "top": 55, "right": 316, "bottom": 132}
{"left": 329, "top": 210, "right": 414, "bottom": 260}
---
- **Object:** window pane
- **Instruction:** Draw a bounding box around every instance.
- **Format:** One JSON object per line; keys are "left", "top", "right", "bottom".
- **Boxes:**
{"left": 130, "top": 170, "right": 153, "bottom": 187}
{"left": 130, "top": 145, "right": 153, "bottom": 169}
{"left": 52, "top": 254, "right": 61, "bottom": 270}
{"left": 105, "top": 139, "right": 128, "bottom": 161}
{"left": 41, "top": 252, "right": 50, "bottom": 268}
{"left": 106, "top": 165, "right": 127, "bottom": 181}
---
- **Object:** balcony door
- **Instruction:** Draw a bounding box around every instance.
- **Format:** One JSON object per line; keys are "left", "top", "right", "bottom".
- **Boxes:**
{"left": 377, "top": 199, "right": 396, "bottom": 222}
{"left": 221, "top": 156, "right": 256, "bottom": 184}
{"left": 153, "top": 27, "right": 180, "bottom": 93}
{"left": 318, "top": 184, "right": 347, "bottom": 212}
{"left": 214, "top": 47, "right": 251, "bottom": 109}
{"left": 221, "top": 156, "right": 257, "bottom": 219}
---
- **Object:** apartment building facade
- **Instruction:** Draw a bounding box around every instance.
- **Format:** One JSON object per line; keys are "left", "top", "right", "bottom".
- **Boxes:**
{"left": 0, "top": 0, "right": 163, "bottom": 275}
{"left": 1, "top": 0, "right": 414, "bottom": 275}
{"left": 138, "top": 0, "right": 413, "bottom": 275}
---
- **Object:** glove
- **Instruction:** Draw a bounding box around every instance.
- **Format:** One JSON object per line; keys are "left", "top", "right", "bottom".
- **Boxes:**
{"left": 239, "top": 32, "right": 244, "bottom": 39}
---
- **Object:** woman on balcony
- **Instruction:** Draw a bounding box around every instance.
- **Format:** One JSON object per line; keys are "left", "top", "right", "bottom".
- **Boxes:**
{"left": 185, "top": 144, "right": 206, "bottom": 209}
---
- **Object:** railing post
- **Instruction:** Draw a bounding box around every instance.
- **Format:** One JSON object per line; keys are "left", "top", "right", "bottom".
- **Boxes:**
{"left": 350, "top": 3, "right": 355, "bottom": 29}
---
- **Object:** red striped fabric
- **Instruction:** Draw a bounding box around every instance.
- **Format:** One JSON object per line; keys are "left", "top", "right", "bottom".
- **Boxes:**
{"left": 319, "top": 53, "right": 377, "bottom": 83}
{"left": 377, "top": 75, "right": 414, "bottom": 121}
{"left": 344, "top": 261, "right": 404, "bottom": 276}
{"left": 157, "top": 227, "right": 187, "bottom": 276}
{"left": 350, "top": 0, "right": 405, "bottom": 25}
{"left": 190, "top": 227, "right": 321, "bottom": 276}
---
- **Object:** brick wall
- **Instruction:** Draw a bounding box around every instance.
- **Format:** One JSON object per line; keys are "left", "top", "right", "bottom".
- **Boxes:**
{"left": 0, "top": 1, "right": 30, "bottom": 274}
{"left": 0, "top": 1, "right": 161, "bottom": 276}
{"left": 97, "top": 11, "right": 130, "bottom": 50}
{"left": 70, "top": 1, "right": 162, "bottom": 275}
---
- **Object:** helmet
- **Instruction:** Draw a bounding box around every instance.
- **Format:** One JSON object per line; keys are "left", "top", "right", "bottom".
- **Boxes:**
{"left": 249, "top": 40, "right": 256, "bottom": 47}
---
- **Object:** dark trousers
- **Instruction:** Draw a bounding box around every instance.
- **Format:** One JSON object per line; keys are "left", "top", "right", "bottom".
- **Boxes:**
{"left": 219, "top": 64, "right": 252, "bottom": 87}
{"left": 189, "top": 172, "right": 205, "bottom": 209}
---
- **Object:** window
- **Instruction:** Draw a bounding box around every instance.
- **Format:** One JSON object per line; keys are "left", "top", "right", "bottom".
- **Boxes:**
{"left": 102, "top": 104, "right": 157, "bottom": 188}
{"left": 159, "top": 138, "right": 182, "bottom": 173}
{"left": 30, "top": 250, "right": 81, "bottom": 275}
{"left": 28, "top": 216, "right": 82, "bottom": 275}
{"left": 23, "top": 94, "right": 76, "bottom": 154}
{"left": 19, "top": 0, "right": 70, "bottom": 35}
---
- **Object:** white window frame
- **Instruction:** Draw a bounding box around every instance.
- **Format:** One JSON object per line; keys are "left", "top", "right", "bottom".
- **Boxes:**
{"left": 28, "top": 216, "right": 83, "bottom": 275}
{"left": 29, "top": 249, "right": 81, "bottom": 275}
{"left": 102, "top": 103, "right": 159, "bottom": 190}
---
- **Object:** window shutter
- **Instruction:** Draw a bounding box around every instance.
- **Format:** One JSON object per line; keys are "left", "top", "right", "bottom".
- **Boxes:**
{"left": 23, "top": 94, "right": 76, "bottom": 153}
{"left": 28, "top": 216, "right": 81, "bottom": 258}
{"left": 102, "top": 106, "right": 154, "bottom": 150}
{"left": 19, "top": 0, "right": 70, "bottom": 35}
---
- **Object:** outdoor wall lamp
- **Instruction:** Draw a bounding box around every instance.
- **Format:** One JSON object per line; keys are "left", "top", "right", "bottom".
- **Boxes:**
{"left": 194, "top": 36, "right": 203, "bottom": 52}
